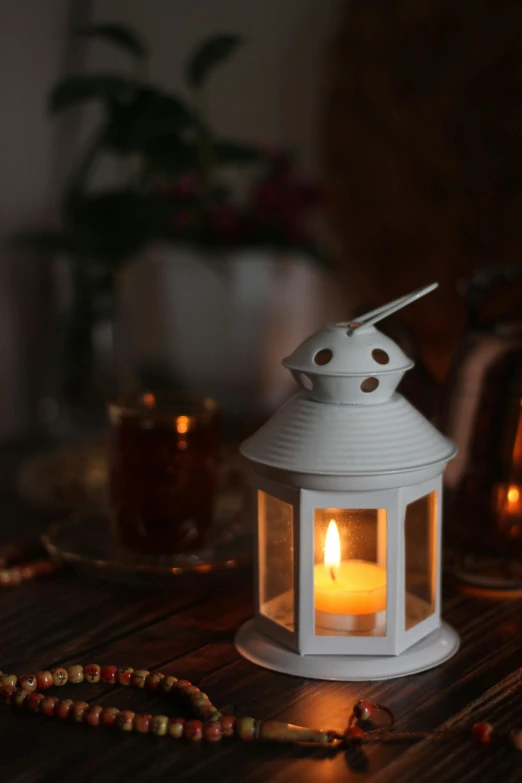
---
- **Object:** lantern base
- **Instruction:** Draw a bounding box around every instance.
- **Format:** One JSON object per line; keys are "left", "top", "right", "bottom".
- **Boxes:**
{"left": 235, "top": 620, "right": 460, "bottom": 681}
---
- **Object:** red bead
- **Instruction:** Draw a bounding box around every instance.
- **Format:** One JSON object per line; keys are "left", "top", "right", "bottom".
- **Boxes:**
{"left": 174, "top": 679, "right": 191, "bottom": 692}
{"left": 100, "top": 665, "right": 118, "bottom": 684}
{"left": 1, "top": 686, "right": 16, "bottom": 704}
{"left": 72, "top": 701, "right": 90, "bottom": 722}
{"left": 100, "top": 707, "right": 120, "bottom": 727}
{"left": 26, "top": 693, "right": 45, "bottom": 712}
{"left": 353, "top": 700, "right": 374, "bottom": 722}
{"left": 19, "top": 674, "right": 37, "bottom": 692}
{"left": 204, "top": 723, "right": 223, "bottom": 742}
{"left": 54, "top": 699, "right": 74, "bottom": 719}
{"left": 184, "top": 720, "right": 204, "bottom": 741}
{"left": 344, "top": 726, "right": 367, "bottom": 744}
{"left": 185, "top": 685, "right": 200, "bottom": 698}
{"left": 145, "top": 672, "right": 165, "bottom": 690}
{"left": 86, "top": 705, "right": 103, "bottom": 726}
{"left": 472, "top": 722, "right": 494, "bottom": 744}
{"left": 117, "top": 666, "right": 133, "bottom": 686}
{"left": 134, "top": 713, "right": 152, "bottom": 734}
{"left": 220, "top": 715, "right": 237, "bottom": 737}
{"left": 40, "top": 696, "right": 59, "bottom": 716}
{"left": 36, "top": 671, "right": 53, "bottom": 689}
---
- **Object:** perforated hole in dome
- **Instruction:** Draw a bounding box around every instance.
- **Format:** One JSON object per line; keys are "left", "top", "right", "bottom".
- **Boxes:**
{"left": 361, "top": 377, "right": 379, "bottom": 393}
{"left": 372, "top": 348, "right": 390, "bottom": 365}
{"left": 296, "top": 372, "right": 313, "bottom": 391}
{"left": 314, "top": 349, "right": 333, "bottom": 366}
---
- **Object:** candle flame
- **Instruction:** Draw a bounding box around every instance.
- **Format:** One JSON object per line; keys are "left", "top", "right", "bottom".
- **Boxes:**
{"left": 508, "top": 486, "right": 520, "bottom": 504}
{"left": 325, "top": 519, "right": 341, "bottom": 578}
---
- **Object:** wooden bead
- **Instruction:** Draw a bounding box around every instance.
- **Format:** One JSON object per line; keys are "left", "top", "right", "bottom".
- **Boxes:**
{"left": 132, "top": 670, "right": 149, "bottom": 688}
{"left": 40, "top": 696, "right": 59, "bottom": 716}
{"left": 201, "top": 705, "right": 221, "bottom": 722}
{"left": 510, "top": 730, "right": 522, "bottom": 750}
{"left": 117, "top": 665, "right": 134, "bottom": 686}
{"left": 204, "top": 723, "right": 223, "bottom": 742}
{"left": 174, "top": 679, "right": 191, "bottom": 692}
{"left": 19, "top": 673, "right": 37, "bottom": 692}
{"left": 220, "top": 715, "right": 237, "bottom": 737}
{"left": 184, "top": 720, "right": 204, "bottom": 741}
{"left": 117, "top": 710, "right": 135, "bottom": 731}
{"left": 236, "top": 717, "right": 256, "bottom": 741}
{"left": 54, "top": 699, "right": 74, "bottom": 719}
{"left": 353, "top": 700, "right": 374, "bottom": 722}
{"left": 168, "top": 717, "right": 185, "bottom": 739}
{"left": 0, "top": 569, "right": 11, "bottom": 585}
{"left": 67, "top": 665, "right": 84, "bottom": 684}
{"left": 151, "top": 715, "right": 169, "bottom": 736}
{"left": 344, "top": 726, "right": 366, "bottom": 744}
{"left": 2, "top": 685, "right": 17, "bottom": 704}
{"left": 86, "top": 705, "right": 103, "bottom": 726}
{"left": 472, "top": 722, "right": 494, "bottom": 744}
{"left": 84, "top": 664, "right": 101, "bottom": 683}
{"left": 51, "top": 667, "right": 68, "bottom": 686}
{"left": 100, "top": 665, "right": 118, "bottom": 684}
{"left": 145, "top": 672, "right": 165, "bottom": 691}
{"left": 26, "top": 693, "right": 45, "bottom": 712}
{"left": 36, "top": 671, "right": 53, "bottom": 689}
{"left": 161, "top": 676, "right": 178, "bottom": 694}
{"left": 2, "top": 673, "right": 17, "bottom": 688}
{"left": 185, "top": 685, "right": 200, "bottom": 698}
{"left": 72, "top": 701, "right": 90, "bottom": 722}
{"left": 100, "top": 707, "right": 120, "bottom": 727}
{"left": 134, "top": 713, "right": 152, "bottom": 734}
{"left": 192, "top": 696, "right": 211, "bottom": 713}
{"left": 13, "top": 689, "right": 29, "bottom": 708}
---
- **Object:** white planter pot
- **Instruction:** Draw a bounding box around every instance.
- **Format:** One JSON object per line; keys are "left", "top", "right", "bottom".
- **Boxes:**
{"left": 119, "top": 245, "right": 345, "bottom": 418}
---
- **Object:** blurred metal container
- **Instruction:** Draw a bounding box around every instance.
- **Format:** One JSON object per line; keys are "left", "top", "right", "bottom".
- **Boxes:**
{"left": 439, "top": 267, "right": 522, "bottom": 588}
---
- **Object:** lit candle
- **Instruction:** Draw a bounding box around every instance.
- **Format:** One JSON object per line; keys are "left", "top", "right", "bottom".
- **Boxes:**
{"left": 314, "top": 520, "right": 387, "bottom": 632}
{"left": 495, "top": 483, "right": 522, "bottom": 518}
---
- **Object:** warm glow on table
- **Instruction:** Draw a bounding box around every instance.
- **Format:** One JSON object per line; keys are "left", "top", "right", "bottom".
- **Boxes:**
{"left": 314, "top": 520, "right": 387, "bottom": 627}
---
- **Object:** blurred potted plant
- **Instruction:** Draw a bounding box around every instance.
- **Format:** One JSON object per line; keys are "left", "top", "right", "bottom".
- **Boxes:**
{"left": 17, "top": 23, "right": 328, "bottom": 430}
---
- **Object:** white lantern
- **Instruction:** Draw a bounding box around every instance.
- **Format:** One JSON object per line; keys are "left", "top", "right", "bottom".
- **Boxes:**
{"left": 235, "top": 284, "right": 460, "bottom": 680}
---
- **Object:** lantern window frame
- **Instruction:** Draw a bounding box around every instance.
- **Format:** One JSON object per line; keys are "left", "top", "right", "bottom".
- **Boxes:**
{"left": 253, "top": 473, "right": 442, "bottom": 658}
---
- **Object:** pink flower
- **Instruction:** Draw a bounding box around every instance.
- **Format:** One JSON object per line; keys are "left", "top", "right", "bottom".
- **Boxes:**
{"left": 172, "top": 173, "right": 199, "bottom": 199}
{"left": 208, "top": 205, "right": 241, "bottom": 241}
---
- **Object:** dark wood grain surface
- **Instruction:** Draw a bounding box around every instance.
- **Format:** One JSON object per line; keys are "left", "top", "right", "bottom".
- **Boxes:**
{"left": 1, "top": 442, "right": 522, "bottom": 783}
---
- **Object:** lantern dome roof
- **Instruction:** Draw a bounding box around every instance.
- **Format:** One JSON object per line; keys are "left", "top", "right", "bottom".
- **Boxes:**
{"left": 241, "top": 284, "right": 457, "bottom": 476}
{"left": 241, "top": 391, "right": 456, "bottom": 476}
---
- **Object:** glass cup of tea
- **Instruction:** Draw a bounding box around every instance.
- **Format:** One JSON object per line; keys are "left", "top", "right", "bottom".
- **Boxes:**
{"left": 107, "top": 392, "right": 220, "bottom": 556}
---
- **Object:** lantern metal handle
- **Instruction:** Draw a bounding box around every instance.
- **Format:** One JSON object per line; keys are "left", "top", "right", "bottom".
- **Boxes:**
{"left": 348, "top": 282, "right": 438, "bottom": 334}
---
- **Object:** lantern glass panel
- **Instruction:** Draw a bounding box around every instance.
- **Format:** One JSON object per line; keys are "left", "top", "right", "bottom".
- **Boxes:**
{"left": 313, "top": 508, "right": 387, "bottom": 637}
{"left": 404, "top": 491, "right": 437, "bottom": 630}
{"left": 258, "top": 490, "right": 294, "bottom": 631}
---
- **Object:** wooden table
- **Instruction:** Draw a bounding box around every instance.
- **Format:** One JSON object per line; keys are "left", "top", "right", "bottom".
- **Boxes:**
{"left": 1, "top": 443, "right": 522, "bottom": 782}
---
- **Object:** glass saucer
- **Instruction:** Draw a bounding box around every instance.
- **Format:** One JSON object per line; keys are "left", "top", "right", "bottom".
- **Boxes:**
{"left": 42, "top": 486, "right": 252, "bottom": 588}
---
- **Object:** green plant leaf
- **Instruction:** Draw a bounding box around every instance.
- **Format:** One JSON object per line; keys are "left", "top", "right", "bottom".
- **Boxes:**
{"left": 74, "top": 23, "right": 148, "bottom": 61}
{"left": 106, "top": 88, "right": 196, "bottom": 153}
{"left": 186, "top": 34, "right": 243, "bottom": 88}
{"left": 49, "top": 74, "right": 136, "bottom": 113}
{"left": 141, "top": 137, "right": 200, "bottom": 175}
{"left": 214, "top": 140, "right": 263, "bottom": 165}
